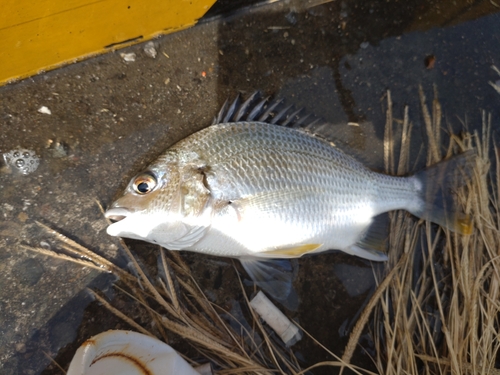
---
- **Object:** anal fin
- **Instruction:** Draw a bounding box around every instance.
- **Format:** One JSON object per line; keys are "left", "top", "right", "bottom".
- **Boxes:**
{"left": 346, "top": 215, "right": 388, "bottom": 261}
{"left": 345, "top": 245, "right": 388, "bottom": 262}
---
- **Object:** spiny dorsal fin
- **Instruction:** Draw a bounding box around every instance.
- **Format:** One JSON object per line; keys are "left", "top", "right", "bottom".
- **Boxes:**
{"left": 213, "top": 92, "right": 374, "bottom": 168}
{"left": 213, "top": 91, "right": 324, "bottom": 130}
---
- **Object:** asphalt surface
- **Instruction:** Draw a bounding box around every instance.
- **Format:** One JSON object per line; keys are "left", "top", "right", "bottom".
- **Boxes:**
{"left": 1, "top": 0, "right": 500, "bottom": 374}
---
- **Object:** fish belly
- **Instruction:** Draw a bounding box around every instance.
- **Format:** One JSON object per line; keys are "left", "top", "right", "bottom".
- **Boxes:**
{"left": 178, "top": 122, "right": 418, "bottom": 258}
{"left": 189, "top": 171, "right": 384, "bottom": 258}
{"left": 193, "top": 197, "right": 377, "bottom": 258}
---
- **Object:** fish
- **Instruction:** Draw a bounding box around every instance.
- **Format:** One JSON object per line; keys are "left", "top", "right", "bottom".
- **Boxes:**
{"left": 105, "top": 92, "right": 474, "bottom": 306}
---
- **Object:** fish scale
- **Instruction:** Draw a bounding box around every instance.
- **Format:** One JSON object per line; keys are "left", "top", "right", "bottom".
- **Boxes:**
{"left": 167, "top": 122, "right": 391, "bottom": 254}
{"left": 105, "top": 94, "right": 474, "bottom": 305}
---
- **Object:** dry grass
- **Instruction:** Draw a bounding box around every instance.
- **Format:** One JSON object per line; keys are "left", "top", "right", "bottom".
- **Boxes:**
{"left": 25, "top": 85, "right": 500, "bottom": 374}
{"left": 349, "top": 87, "right": 500, "bottom": 375}
{"left": 26, "top": 221, "right": 367, "bottom": 374}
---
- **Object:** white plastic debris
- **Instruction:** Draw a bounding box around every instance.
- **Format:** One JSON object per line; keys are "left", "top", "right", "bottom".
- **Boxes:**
{"left": 2, "top": 149, "right": 40, "bottom": 175}
{"left": 37, "top": 106, "right": 51, "bottom": 115}
{"left": 250, "top": 291, "right": 302, "bottom": 346}
{"left": 143, "top": 41, "right": 157, "bottom": 58}
{"left": 67, "top": 330, "right": 201, "bottom": 375}
{"left": 120, "top": 52, "right": 136, "bottom": 62}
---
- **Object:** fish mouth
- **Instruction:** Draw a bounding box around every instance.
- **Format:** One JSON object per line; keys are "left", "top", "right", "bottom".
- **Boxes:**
{"left": 104, "top": 207, "right": 132, "bottom": 222}
{"left": 105, "top": 207, "right": 149, "bottom": 239}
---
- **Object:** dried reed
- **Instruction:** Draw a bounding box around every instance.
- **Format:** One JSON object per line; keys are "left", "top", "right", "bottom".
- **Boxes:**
{"left": 25, "top": 85, "right": 500, "bottom": 374}
{"left": 366, "top": 88, "right": 500, "bottom": 375}
{"left": 26, "top": 217, "right": 366, "bottom": 374}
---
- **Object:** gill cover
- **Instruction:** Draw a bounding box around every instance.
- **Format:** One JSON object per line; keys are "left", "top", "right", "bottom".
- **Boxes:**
{"left": 106, "top": 151, "right": 213, "bottom": 249}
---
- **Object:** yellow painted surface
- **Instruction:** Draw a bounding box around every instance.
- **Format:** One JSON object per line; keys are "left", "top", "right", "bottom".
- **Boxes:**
{"left": 0, "top": 0, "right": 216, "bottom": 86}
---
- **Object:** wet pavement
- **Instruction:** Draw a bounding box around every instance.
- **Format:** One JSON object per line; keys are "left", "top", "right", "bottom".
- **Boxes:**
{"left": 1, "top": 0, "right": 500, "bottom": 374}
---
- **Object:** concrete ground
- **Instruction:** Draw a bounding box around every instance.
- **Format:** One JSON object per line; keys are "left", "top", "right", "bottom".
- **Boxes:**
{"left": 1, "top": 0, "right": 500, "bottom": 374}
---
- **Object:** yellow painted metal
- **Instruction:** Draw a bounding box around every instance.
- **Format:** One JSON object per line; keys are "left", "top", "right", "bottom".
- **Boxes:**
{"left": 0, "top": 0, "right": 216, "bottom": 86}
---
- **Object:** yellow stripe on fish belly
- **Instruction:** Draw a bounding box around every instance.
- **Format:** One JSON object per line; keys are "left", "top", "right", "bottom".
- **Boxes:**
{"left": 264, "top": 243, "right": 322, "bottom": 257}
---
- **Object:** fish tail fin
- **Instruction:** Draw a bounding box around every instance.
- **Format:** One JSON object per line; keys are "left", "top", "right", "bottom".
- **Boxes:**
{"left": 410, "top": 150, "right": 476, "bottom": 234}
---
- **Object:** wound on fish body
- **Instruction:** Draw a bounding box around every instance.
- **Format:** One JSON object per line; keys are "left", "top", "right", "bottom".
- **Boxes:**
{"left": 105, "top": 92, "right": 475, "bottom": 308}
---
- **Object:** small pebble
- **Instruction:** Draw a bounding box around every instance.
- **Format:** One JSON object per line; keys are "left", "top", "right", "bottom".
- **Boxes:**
{"left": 46, "top": 139, "right": 70, "bottom": 158}
{"left": 425, "top": 55, "right": 436, "bottom": 69}
{"left": 4, "top": 203, "right": 14, "bottom": 211}
{"left": 38, "top": 106, "right": 51, "bottom": 115}
{"left": 143, "top": 41, "right": 157, "bottom": 58}
{"left": 120, "top": 52, "right": 136, "bottom": 62}
{"left": 17, "top": 212, "right": 29, "bottom": 222}
{"left": 40, "top": 241, "right": 51, "bottom": 249}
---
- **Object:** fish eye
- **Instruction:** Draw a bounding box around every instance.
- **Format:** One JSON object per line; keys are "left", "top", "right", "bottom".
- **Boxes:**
{"left": 132, "top": 173, "right": 157, "bottom": 195}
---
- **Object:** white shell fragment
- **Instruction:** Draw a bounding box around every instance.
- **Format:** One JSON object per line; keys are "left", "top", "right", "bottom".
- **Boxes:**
{"left": 250, "top": 291, "right": 303, "bottom": 346}
{"left": 37, "top": 106, "right": 51, "bottom": 115}
{"left": 143, "top": 41, "right": 157, "bottom": 58}
{"left": 120, "top": 52, "right": 136, "bottom": 62}
{"left": 67, "top": 330, "right": 201, "bottom": 375}
{"left": 2, "top": 149, "right": 40, "bottom": 175}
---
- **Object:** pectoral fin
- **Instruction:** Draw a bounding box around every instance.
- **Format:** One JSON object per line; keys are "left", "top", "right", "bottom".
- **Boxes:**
{"left": 165, "top": 223, "right": 209, "bottom": 250}
{"left": 264, "top": 243, "right": 322, "bottom": 257}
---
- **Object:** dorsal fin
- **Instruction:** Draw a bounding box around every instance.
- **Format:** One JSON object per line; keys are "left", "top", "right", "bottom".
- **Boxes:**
{"left": 213, "top": 92, "right": 375, "bottom": 167}
{"left": 213, "top": 91, "right": 324, "bottom": 130}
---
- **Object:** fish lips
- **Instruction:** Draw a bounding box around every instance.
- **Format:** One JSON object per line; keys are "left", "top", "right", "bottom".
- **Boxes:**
{"left": 105, "top": 208, "right": 136, "bottom": 237}
{"left": 105, "top": 207, "right": 130, "bottom": 222}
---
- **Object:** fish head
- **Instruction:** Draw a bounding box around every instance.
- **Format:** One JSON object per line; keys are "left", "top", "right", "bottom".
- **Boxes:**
{"left": 105, "top": 151, "right": 212, "bottom": 249}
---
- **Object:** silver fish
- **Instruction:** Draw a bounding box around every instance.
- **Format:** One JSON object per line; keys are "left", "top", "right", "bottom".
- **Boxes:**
{"left": 105, "top": 93, "right": 473, "bottom": 303}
